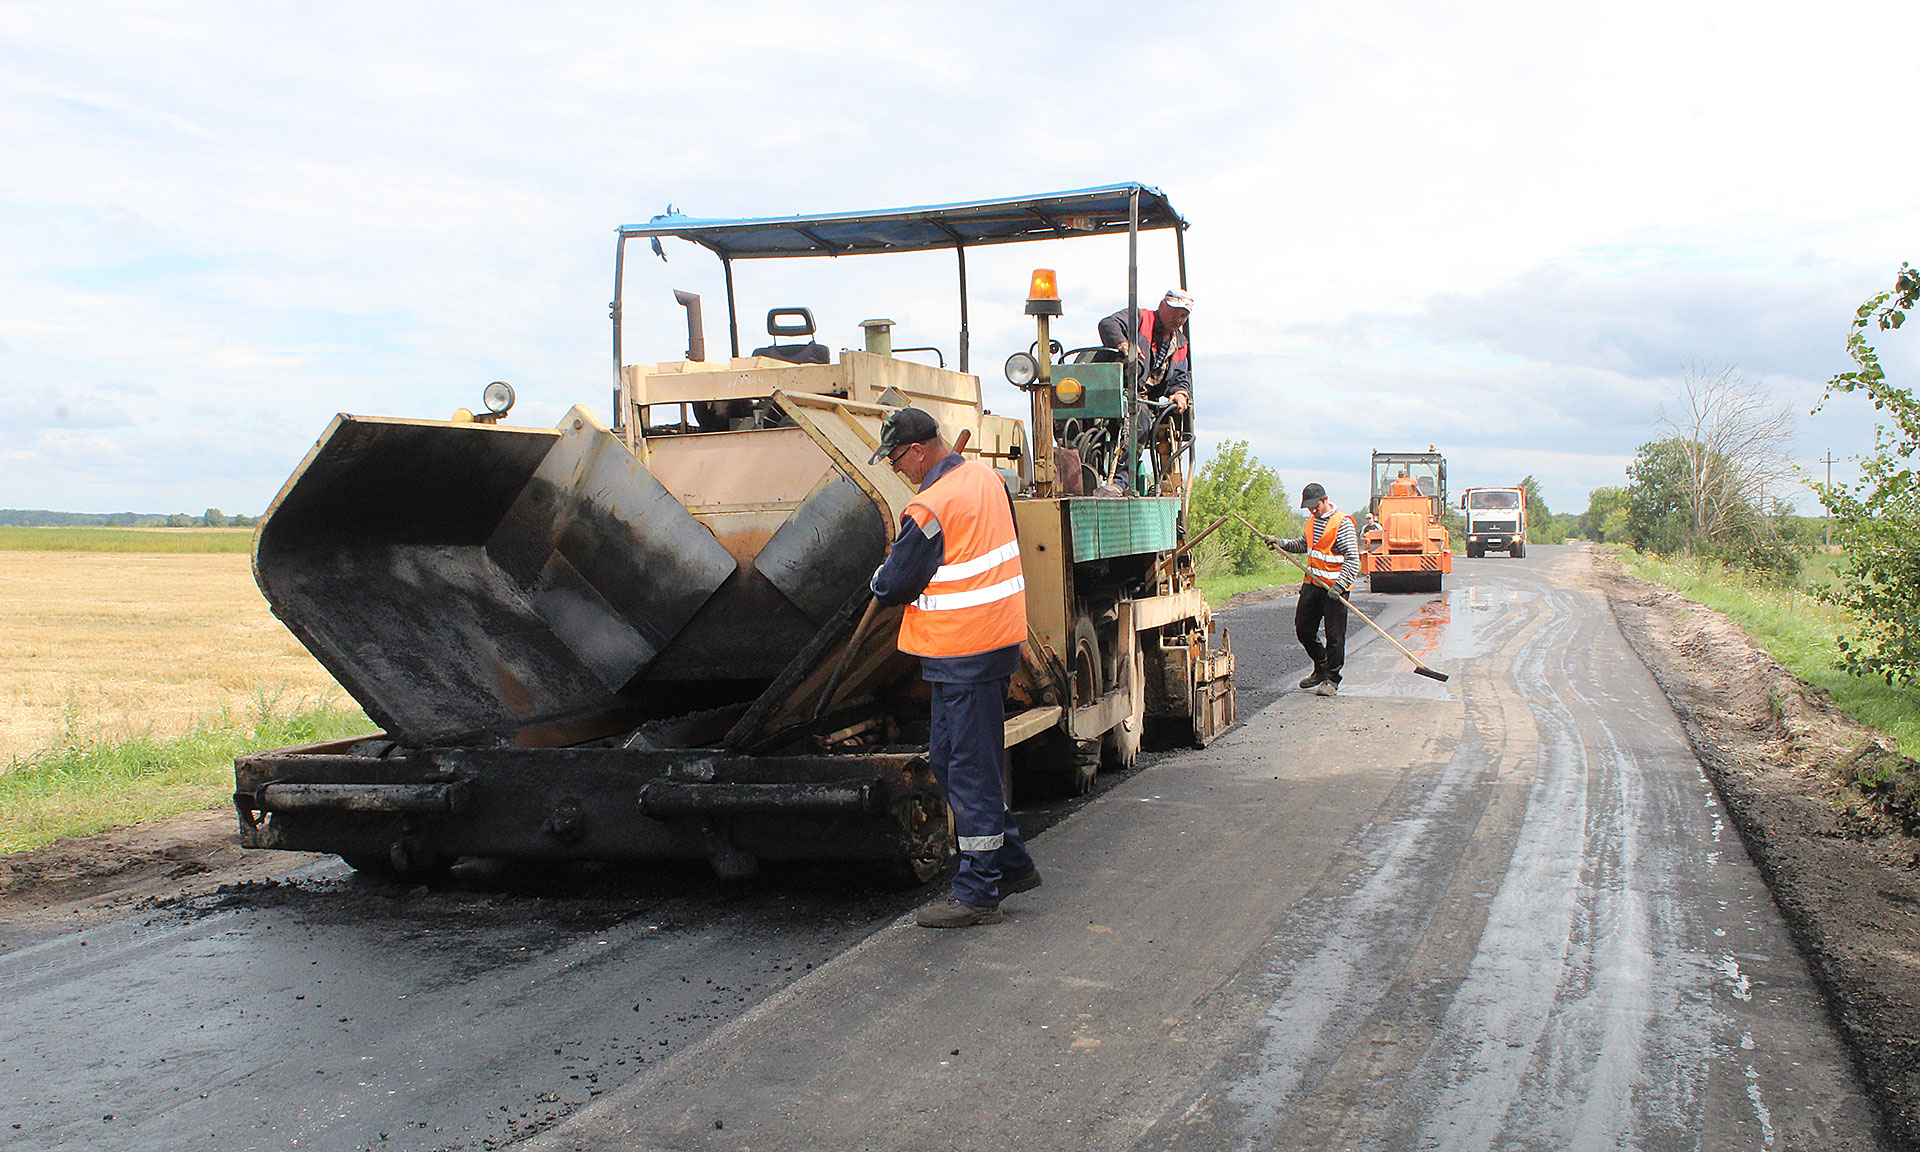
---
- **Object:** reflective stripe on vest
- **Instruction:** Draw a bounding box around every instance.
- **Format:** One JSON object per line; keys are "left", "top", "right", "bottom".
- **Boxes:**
{"left": 1306, "top": 506, "right": 1344, "bottom": 587}
{"left": 897, "top": 459, "right": 1028, "bottom": 658}
{"left": 929, "top": 539, "right": 1019, "bottom": 584}
{"left": 916, "top": 573, "right": 1027, "bottom": 613}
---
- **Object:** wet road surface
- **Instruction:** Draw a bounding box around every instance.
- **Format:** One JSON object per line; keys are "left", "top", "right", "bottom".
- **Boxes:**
{"left": 0, "top": 546, "right": 1888, "bottom": 1150}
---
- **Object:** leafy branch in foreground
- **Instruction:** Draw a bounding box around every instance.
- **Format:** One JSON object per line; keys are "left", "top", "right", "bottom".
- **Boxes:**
{"left": 1814, "top": 263, "right": 1920, "bottom": 685}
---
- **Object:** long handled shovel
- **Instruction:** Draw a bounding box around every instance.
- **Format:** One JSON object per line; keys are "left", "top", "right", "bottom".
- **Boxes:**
{"left": 813, "top": 427, "right": 976, "bottom": 719}
{"left": 1230, "top": 512, "right": 1450, "bottom": 683}
{"left": 815, "top": 595, "right": 881, "bottom": 719}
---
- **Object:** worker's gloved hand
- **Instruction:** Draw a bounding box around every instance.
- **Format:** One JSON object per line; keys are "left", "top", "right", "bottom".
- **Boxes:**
{"left": 869, "top": 565, "right": 885, "bottom": 595}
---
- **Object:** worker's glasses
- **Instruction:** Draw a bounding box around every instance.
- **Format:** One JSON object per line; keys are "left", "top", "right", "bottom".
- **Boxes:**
{"left": 886, "top": 443, "right": 916, "bottom": 469}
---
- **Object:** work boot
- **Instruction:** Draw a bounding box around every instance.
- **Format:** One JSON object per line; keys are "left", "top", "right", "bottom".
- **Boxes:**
{"left": 1298, "top": 669, "right": 1326, "bottom": 690}
{"left": 1315, "top": 678, "right": 1340, "bottom": 697}
{"left": 915, "top": 898, "right": 1004, "bottom": 929}
{"left": 1001, "top": 868, "right": 1043, "bottom": 896}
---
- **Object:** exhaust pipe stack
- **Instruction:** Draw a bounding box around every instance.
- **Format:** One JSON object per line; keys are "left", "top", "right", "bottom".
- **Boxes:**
{"left": 674, "top": 290, "right": 706, "bottom": 363}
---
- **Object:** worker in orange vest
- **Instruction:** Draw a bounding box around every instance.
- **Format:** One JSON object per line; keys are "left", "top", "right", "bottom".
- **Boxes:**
{"left": 1270, "top": 482, "right": 1362, "bottom": 696}
{"left": 1389, "top": 469, "right": 1420, "bottom": 497}
{"left": 869, "top": 407, "right": 1041, "bottom": 928}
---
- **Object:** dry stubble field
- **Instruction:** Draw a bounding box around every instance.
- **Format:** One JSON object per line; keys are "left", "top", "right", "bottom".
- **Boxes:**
{"left": 0, "top": 549, "right": 348, "bottom": 766}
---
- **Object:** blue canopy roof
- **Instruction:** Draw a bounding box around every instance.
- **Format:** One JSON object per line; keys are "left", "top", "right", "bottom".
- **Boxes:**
{"left": 620, "top": 183, "right": 1184, "bottom": 260}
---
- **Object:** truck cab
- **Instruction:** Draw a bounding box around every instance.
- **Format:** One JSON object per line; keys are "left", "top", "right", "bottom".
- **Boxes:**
{"left": 1461, "top": 487, "right": 1528, "bottom": 558}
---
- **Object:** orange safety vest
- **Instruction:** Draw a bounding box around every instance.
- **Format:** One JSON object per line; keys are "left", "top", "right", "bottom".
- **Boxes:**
{"left": 896, "top": 459, "right": 1028, "bottom": 658}
{"left": 1389, "top": 476, "right": 1419, "bottom": 496}
{"left": 1305, "top": 505, "right": 1345, "bottom": 588}
{"left": 1131, "top": 308, "right": 1189, "bottom": 379}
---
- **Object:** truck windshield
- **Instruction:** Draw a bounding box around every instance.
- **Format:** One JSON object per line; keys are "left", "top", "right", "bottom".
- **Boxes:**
{"left": 1468, "top": 491, "right": 1520, "bottom": 510}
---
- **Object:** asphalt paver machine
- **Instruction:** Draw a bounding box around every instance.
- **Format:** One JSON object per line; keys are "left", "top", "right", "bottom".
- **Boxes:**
{"left": 235, "top": 184, "right": 1235, "bottom": 883}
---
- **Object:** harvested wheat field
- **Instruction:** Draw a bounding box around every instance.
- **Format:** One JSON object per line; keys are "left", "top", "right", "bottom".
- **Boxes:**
{"left": 0, "top": 550, "right": 348, "bottom": 766}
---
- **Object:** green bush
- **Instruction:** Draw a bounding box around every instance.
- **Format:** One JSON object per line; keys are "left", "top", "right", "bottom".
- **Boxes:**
{"left": 1725, "top": 535, "right": 1804, "bottom": 585}
{"left": 1188, "top": 441, "right": 1300, "bottom": 577}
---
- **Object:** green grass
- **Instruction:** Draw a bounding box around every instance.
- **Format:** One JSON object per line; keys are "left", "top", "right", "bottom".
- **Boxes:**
{"left": 0, "top": 695, "right": 371, "bottom": 853}
{"left": 1200, "top": 560, "right": 1294, "bottom": 606}
{"left": 1617, "top": 548, "right": 1920, "bottom": 759}
{"left": 0, "top": 526, "right": 254, "bottom": 553}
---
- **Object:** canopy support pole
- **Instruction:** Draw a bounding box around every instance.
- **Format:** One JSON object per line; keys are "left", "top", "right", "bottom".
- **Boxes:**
{"left": 956, "top": 242, "right": 971, "bottom": 375}
{"left": 1124, "top": 188, "right": 1140, "bottom": 492}
{"left": 612, "top": 235, "right": 627, "bottom": 434}
{"left": 723, "top": 256, "right": 740, "bottom": 359}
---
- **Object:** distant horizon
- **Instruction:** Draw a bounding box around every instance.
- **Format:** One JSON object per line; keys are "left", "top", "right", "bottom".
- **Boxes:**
{"left": 0, "top": 509, "right": 259, "bottom": 527}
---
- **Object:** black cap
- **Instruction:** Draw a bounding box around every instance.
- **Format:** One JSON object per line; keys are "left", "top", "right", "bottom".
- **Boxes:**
{"left": 870, "top": 407, "right": 940, "bottom": 464}
{"left": 1299, "top": 482, "right": 1327, "bottom": 508}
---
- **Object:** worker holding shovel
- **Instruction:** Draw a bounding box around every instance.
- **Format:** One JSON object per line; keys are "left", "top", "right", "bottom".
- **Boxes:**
{"left": 1269, "top": 483, "right": 1361, "bottom": 696}
{"left": 1233, "top": 507, "right": 1452, "bottom": 686}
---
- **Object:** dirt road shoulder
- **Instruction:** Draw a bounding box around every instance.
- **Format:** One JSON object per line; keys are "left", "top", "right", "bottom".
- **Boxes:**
{"left": 1600, "top": 549, "right": 1920, "bottom": 1147}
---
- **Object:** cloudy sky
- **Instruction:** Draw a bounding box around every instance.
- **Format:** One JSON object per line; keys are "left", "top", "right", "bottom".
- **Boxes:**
{"left": 2, "top": 0, "right": 1914, "bottom": 518}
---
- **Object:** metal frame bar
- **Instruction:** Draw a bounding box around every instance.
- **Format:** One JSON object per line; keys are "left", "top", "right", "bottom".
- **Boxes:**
{"left": 723, "top": 256, "right": 740, "bottom": 358}
{"left": 928, "top": 220, "right": 972, "bottom": 375}
{"left": 612, "top": 235, "right": 627, "bottom": 431}
{"left": 1124, "top": 188, "right": 1140, "bottom": 491}
{"left": 1176, "top": 219, "right": 1195, "bottom": 498}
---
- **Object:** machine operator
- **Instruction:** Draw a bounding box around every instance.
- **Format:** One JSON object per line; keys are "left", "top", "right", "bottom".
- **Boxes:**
{"left": 1098, "top": 288, "right": 1193, "bottom": 412}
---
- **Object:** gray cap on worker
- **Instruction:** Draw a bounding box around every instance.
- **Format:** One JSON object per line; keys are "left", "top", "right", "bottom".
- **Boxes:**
{"left": 1299, "top": 482, "right": 1327, "bottom": 508}
{"left": 869, "top": 407, "right": 941, "bottom": 464}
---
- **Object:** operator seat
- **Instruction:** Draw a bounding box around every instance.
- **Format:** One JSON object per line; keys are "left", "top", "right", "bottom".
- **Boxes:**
{"left": 752, "top": 307, "right": 830, "bottom": 365}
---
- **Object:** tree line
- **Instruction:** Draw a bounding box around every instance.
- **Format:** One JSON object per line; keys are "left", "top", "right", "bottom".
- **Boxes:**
{"left": 0, "top": 508, "right": 258, "bottom": 528}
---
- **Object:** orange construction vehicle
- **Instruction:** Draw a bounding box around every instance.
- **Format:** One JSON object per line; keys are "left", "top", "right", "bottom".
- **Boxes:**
{"left": 1361, "top": 448, "right": 1452, "bottom": 593}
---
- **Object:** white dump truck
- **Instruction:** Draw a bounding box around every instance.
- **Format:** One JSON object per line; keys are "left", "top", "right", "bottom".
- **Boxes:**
{"left": 1460, "top": 487, "right": 1528, "bottom": 558}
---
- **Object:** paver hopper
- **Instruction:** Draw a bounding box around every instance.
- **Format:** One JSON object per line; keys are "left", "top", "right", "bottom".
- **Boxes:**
{"left": 236, "top": 184, "right": 1235, "bottom": 883}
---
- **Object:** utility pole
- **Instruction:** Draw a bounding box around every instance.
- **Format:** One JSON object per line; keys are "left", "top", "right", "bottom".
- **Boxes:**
{"left": 1819, "top": 450, "right": 1836, "bottom": 549}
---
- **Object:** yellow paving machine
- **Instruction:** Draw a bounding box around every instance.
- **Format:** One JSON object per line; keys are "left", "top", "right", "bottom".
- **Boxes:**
{"left": 235, "top": 185, "right": 1235, "bottom": 883}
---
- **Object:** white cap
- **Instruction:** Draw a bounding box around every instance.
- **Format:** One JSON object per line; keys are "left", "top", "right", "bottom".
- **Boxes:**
{"left": 1160, "top": 289, "right": 1194, "bottom": 311}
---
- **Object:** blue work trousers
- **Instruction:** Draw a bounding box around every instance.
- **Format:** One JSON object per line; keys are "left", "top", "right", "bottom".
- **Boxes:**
{"left": 929, "top": 677, "right": 1034, "bottom": 908}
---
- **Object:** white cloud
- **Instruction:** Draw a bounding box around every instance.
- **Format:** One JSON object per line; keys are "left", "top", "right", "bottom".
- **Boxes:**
{"left": 0, "top": 0, "right": 1913, "bottom": 516}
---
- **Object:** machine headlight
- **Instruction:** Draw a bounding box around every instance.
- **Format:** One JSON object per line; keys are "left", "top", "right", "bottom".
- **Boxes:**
{"left": 1054, "top": 376, "right": 1085, "bottom": 405}
{"left": 483, "top": 380, "right": 516, "bottom": 416}
{"left": 1004, "top": 352, "right": 1038, "bottom": 386}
